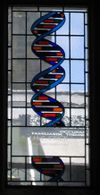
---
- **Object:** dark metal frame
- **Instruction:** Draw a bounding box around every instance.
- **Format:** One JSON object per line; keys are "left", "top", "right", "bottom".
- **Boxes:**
{"left": 0, "top": 0, "right": 98, "bottom": 194}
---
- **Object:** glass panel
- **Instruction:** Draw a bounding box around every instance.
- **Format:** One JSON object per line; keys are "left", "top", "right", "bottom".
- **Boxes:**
{"left": 62, "top": 60, "right": 69, "bottom": 82}
{"left": 27, "top": 12, "right": 40, "bottom": 34}
{"left": 8, "top": 23, "right": 11, "bottom": 46}
{"left": 39, "top": 7, "right": 63, "bottom": 11}
{"left": 85, "top": 13, "right": 88, "bottom": 24}
{"left": 86, "top": 73, "right": 89, "bottom": 93}
{"left": 27, "top": 60, "right": 40, "bottom": 82}
{"left": 12, "top": 108, "right": 25, "bottom": 126}
{"left": 57, "top": 13, "right": 69, "bottom": 35}
{"left": 8, "top": 7, "right": 11, "bottom": 22}
{"left": 71, "top": 92, "right": 84, "bottom": 108}
{"left": 71, "top": 60, "right": 84, "bottom": 83}
{"left": 8, "top": 71, "right": 11, "bottom": 92}
{"left": 56, "top": 36, "right": 69, "bottom": 58}
{"left": 56, "top": 84, "right": 69, "bottom": 107}
{"left": 71, "top": 37, "right": 84, "bottom": 59}
{"left": 71, "top": 13, "right": 84, "bottom": 35}
{"left": 27, "top": 36, "right": 38, "bottom": 58}
{"left": 12, "top": 60, "right": 25, "bottom": 82}
{"left": 8, "top": 60, "right": 11, "bottom": 70}
{"left": 71, "top": 84, "right": 84, "bottom": 93}
{"left": 7, "top": 145, "right": 11, "bottom": 166}
{"left": 85, "top": 60, "right": 88, "bottom": 72}
{"left": 13, "top": 7, "right": 37, "bottom": 11}
{"left": 63, "top": 109, "right": 70, "bottom": 126}
{"left": 71, "top": 108, "right": 85, "bottom": 126}
{"left": 8, "top": 47, "right": 11, "bottom": 59}
{"left": 13, "top": 36, "right": 25, "bottom": 58}
{"left": 71, "top": 158, "right": 85, "bottom": 181}
{"left": 27, "top": 83, "right": 33, "bottom": 107}
{"left": 85, "top": 25, "right": 88, "bottom": 47}
{"left": 12, "top": 84, "right": 25, "bottom": 107}
{"left": 13, "top": 12, "right": 25, "bottom": 34}
{"left": 27, "top": 108, "right": 40, "bottom": 126}
{"left": 8, "top": 127, "right": 11, "bottom": 144}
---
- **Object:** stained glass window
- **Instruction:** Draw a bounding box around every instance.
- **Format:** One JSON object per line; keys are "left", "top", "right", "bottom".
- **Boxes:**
{"left": 7, "top": 6, "right": 90, "bottom": 186}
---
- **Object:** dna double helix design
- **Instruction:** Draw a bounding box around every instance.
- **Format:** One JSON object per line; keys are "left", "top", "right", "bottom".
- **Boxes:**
{"left": 31, "top": 12, "right": 65, "bottom": 182}
{"left": 31, "top": 11, "right": 65, "bottom": 127}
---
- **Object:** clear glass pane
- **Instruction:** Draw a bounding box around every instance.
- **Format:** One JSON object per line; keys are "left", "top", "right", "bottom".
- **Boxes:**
{"left": 56, "top": 84, "right": 69, "bottom": 107}
{"left": 13, "top": 36, "right": 25, "bottom": 58}
{"left": 13, "top": 12, "right": 25, "bottom": 34}
{"left": 71, "top": 37, "right": 84, "bottom": 59}
{"left": 57, "top": 13, "right": 69, "bottom": 35}
{"left": 62, "top": 60, "right": 69, "bottom": 82}
{"left": 8, "top": 7, "right": 11, "bottom": 22}
{"left": 27, "top": 108, "right": 40, "bottom": 126}
{"left": 13, "top": 7, "right": 37, "bottom": 11}
{"left": 8, "top": 127, "right": 11, "bottom": 144}
{"left": 12, "top": 108, "right": 25, "bottom": 126}
{"left": 63, "top": 109, "right": 70, "bottom": 126}
{"left": 71, "top": 109, "right": 85, "bottom": 126}
{"left": 8, "top": 23, "right": 11, "bottom": 46}
{"left": 71, "top": 60, "right": 84, "bottom": 83}
{"left": 27, "top": 36, "right": 38, "bottom": 58}
{"left": 27, "top": 60, "right": 40, "bottom": 82}
{"left": 39, "top": 7, "right": 63, "bottom": 11}
{"left": 12, "top": 84, "right": 25, "bottom": 107}
{"left": 41, "top": 61, "right": 51, "bottom": 71}
{"left": 12, "top": 60, "right": 25, "bottom": 82}
{"left": 8, "top": 60, "right": 11, "bottom": 70}
{"left": 85, "top": 13, "right": 88, "bottom": 24}
{"left": 56, "top": 36, "right": 69, "bottom": 58}
{"left": 27, "top": 12, "right": 40, "bottom": 34}
{"left": 85, "top": 25, "right": 88, "bottom": 47}
{"left": 8, "top": 71, "right": 11, "bottom": 91}
{"left": 71, "top": 92, "right": 84, "bottom": 108}
{"left": 71, "top": 13, "right": 84, "bottom": 35}
{"left": 71, "top": 158, "right": 85, "bottom": 181}
{"left": 8, "top": 47, "right": 11, "bottom": 59}
{"left": 71, "top": 84, "right": 84, "bottom": 93}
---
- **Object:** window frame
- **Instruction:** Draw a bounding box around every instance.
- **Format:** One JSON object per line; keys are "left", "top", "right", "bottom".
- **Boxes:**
{"left": 0, "top": 0, "right": 98, "bottom": 194}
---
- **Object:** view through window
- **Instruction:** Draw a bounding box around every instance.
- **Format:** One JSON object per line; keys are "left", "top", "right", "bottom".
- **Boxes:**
{"left": 7, "top": 6, "right": 90, "bottom": 186}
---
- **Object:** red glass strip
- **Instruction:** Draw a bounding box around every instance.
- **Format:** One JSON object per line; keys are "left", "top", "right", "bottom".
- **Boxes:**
{"left": 56, "top": 52, "right": 62, "bottom": 56}
{"left": 55, "top": 74, "right": 62, "bottom": 79}
{"left": 53, "top": 108, "right": 62, "bottom": 112}
{"left": 38, "top": 96, "right": 48, "bottom": 100}
{"left": 39, "top": 41, "right": 49, "bottom": 45}
{"left": 32, "top": 157, "right": 42, "bottom": 162}
{"left": 32, "top": 102, "right": 42, "bottom": 106}
{"left": 35, "top": 80, "right": 48, "bottom": 84}
{"left": 42, "top": 113, "right": 57, "bottom": 117}
{"left": 46, "top": 58, "right": 58, "bottom": 62}
{"left": 44, "top": 19, "right": 54, "bottom": 23}
{"left": 42, "top": 25, "right": 56, "bottom": 29}
{"left": 32, "top": 46, "right": 42, "bottom": 50}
